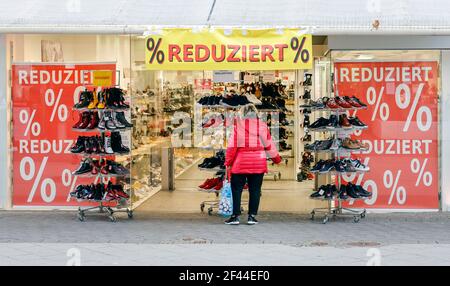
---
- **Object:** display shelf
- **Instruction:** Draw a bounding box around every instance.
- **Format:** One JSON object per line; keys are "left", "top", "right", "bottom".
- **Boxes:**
{"left": 73, "top": 173, "right": 130, "bottom": 178}
{"left": 309, "top": 196, "right": 370, "bottom": 202}
{"left": 73, "top": 107, "right": 130, "bottom": 112}
{"left": 305, "top": 147, "right": 368, "bottom": 153}
{"left": 71, "top": 152, "right": 131, "bottom": 157}
{"left": 307, "top": 126, "right": 368, "bottom": 133}
{"left": 198, "top": 167, "right": 225, "bottom": 172}
{"left": 310, "top": 169, "right": 369, "bottom": 175}
{"left": 72, "top": 127, "right": 132, "bottom": 132}
{"left": 299, "top": 106, "right": 367, "bottom": 112}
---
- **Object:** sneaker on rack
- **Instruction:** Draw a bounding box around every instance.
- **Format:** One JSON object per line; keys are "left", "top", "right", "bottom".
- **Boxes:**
{"left": 347, "top": 159, "right": 370, "bottom": 172}
{"left": 245, "top": 93, "right": 262, "bottom": 105}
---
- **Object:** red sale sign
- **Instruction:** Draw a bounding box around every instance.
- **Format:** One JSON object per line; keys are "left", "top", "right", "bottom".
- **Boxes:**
{"left": 12, "top": 63, "right": 116, "bottom": 207}
{"left": 335, "top": 61, "right": 439, "bottom": 209}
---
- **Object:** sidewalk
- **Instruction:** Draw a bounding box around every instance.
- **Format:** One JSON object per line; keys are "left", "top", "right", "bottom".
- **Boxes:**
{"left": 1, "top": 211, "right": 450, "bottom": 265}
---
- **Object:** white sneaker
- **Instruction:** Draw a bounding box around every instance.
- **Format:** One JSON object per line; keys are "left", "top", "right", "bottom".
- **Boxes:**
{"left": 245, "top": 93, "right": 262, "bottom": 105}
{"left": 349, "top": 159, "right": 370, "bottom": 172}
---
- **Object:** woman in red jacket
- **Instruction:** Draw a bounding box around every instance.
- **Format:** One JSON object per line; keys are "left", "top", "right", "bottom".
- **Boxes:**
{"left": 224, "top": 104, "right": 282, "bottom": 225}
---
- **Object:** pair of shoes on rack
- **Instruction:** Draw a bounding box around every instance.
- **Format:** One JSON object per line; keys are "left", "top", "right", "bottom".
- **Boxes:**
{"left": 198, "top": 151, "right": 225, "bottom": 169}
{"left": 300, "top": 96, "right": 366, "bottom": 110}
{"left": 310, "top": 158, "right": 370, "bottom": 173}
{"left": 310, "top": 183, "right": 371, "bottom": 200}
{"left": 70, "top": 182, "right": 129, "bottom": 201}
{"left": 73, "top": 158, "right": 130, "bottom": 176}
{"left": 305, "top": 137, "right": 368, "bottom": 151}
{"left": 73, "top": 111, "right": 132, "bottom": 130}
{"left": 224, "top": 214, "right": 258, "bottom": 225}
{"left": 70, "top": 132, "right": 130, "bottom": 154}
{"left": 74, "top": 87, "right": 129, "bottom": 110}
{"left": 198, "top": 177, "right": 223, "bottom": 191}
{"left": 308, "top": 114, "right": 367, "bottom": 130}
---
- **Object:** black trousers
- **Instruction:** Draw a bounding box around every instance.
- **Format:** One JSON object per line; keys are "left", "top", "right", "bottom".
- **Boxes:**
{"left": 230, "top": 173, "right": 264, "bottom": 216}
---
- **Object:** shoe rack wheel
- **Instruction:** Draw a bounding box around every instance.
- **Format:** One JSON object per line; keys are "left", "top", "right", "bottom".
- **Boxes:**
{"left": 285, "top": 159, "right": 288, "bottom": 166}
{"left": 273, "top": 175, "right": 277, "bottom": 181}
{"left": 99, "top": 206, "right": 105, "bottom": 213}
{"left": 215, "top": 192, "right": 219, "bottom": 197}
{"left": 200, "top": 203, "right": 205, "bottom": 213}
{"left": 310, "top": 211, "right": 315, "bottom": 220}
{"left": 77, "top": 212, "right": 85, "bottom": 222}
{"left": 353, "top": 216, "right": 360, "bottom": 223}
{"left": 127, "top": 209, "right": 133, "bottom": 219}
{"left": 207, "top": 208, "right": 213, "bottom": 216}
{"left": 109, "top": 215, "right": 117, "bottom": 222}
{"left": 322, "top": 215, "right": 329, "bottom": 224}
{"left": 360, "top": 210, "right": 366, "bottom": 219}
{"left": 278, "top": 173, "right": 281, "bottom": 180}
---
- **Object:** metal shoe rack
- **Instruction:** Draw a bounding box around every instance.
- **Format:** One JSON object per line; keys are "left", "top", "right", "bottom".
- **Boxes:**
{"left": 307, "top": 104, "right": 369, "bottom": 224}
{"left": 70, "top": 79, "right": 133, "bottom": 222}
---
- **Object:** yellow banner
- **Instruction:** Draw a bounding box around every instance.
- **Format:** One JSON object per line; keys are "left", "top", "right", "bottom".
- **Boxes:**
{"left": 92, "top": 70, "right": 113, "bottom": 86}
{"left": 145, "top": 28, "right": 312, "bottom": 70}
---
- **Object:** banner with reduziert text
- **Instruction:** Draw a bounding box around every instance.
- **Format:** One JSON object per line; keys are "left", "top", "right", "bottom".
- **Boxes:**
{"left": 12, "top": 62, "right": 116, "bottom": 207}
{"left": 335, "top": 61, "right": 439, "bottom": 209}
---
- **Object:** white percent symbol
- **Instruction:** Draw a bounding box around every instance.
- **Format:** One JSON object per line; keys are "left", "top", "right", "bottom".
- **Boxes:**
{"left": 410, "top": 158, "right": 433, "bottom": 187}
{"left": 395, "top": 83, "right": 432, "bottom": 132}
{"left": 367, "top": 86, "right": 389, "bottom": 121}
{"left": 384, "top": 169, "right": 406, "bottom": 205}
{"left": 20, "top": 156, "right": 56, "bottom": 203}
{"left": 62, "top": 169, "right": 78, "bottom": 202}
{"left": 45, "top": 88, "right": 68, "bottom": 122}
{"left": 341, "top": 158, "right": 378, "bottom": 205}
{"left": 19, "top": 109, "right": 41, "bottom": 136}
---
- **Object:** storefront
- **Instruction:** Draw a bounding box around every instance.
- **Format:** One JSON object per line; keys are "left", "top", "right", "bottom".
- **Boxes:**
{"left": 1, "top": 2, "right": 450, "bottom": 221}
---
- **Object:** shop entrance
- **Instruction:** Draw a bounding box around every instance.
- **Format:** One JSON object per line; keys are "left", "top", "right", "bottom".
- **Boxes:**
{"left": 129, "top": 69, "right": 328, "bottom": 213}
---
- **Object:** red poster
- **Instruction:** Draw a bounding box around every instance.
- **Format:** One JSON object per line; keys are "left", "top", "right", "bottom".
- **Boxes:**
{"left": 12, "top": 63, "right": 116, "bottom": 207}
{"left": 335, "top": 61, "right": 439, "bottom": 209}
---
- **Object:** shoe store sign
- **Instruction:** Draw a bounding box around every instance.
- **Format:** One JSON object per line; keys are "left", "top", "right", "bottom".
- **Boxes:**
{"left": 145, "top": 28, "right": 313, "bottom": 70}
{"left": 335, "top": 61, "right": 439, "bottom": 209}
{"left": 11, "top": 62, "right": 116, "bottom": 207}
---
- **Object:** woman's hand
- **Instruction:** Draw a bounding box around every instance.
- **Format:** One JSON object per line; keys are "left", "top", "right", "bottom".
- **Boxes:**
{"left": 271, "top": 155, "right": 282, "bottom": 164}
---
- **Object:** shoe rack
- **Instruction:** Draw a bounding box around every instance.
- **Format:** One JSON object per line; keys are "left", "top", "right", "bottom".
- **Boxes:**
{"left": 295, "top": 69, "right": 316, "bottom": 183}
{"left": 70, "top": 79, "right": 133, "bottom": 222}
{"left": 305, "top": 87, "right": 369, "bottom": 224}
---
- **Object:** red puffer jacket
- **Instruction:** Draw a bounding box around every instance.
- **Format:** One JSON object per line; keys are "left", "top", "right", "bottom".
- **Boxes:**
{"left": 225, "top": 117, "right": 282, "bottom": 174}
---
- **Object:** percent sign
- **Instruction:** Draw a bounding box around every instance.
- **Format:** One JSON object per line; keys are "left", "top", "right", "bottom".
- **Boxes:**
{"left": 384, "top": 169, "right": 406, "bottom": 205}
{"left": 45, "top": 89, "right": 68, "bottom": 122}
{"left": 146, "top": 37, "right": 165, "bottom": 64}
{"left": 290, "top": 36, "right": 310, "bottom": 64}
{"left": 366, "top": 86, "right": 389, "bottom": 122}
{"left": 341, "top": 158, "right": 378, "bottom": 205}
{"left": 395, "top": 83, "right": 432, "bottom": 132}
{"left": 19, "top": 109, "right": 41, "bottom": 136}
{"left": 20, "top": 156, "right": 77, "bottom": 203}
{"left": 410, "top": 158, "right": 432, "bottom": 187}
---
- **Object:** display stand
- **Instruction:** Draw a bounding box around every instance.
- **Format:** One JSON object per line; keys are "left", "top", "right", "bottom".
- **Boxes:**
{"left": 306, "top": 105, "right": 369, "bottom": 224}
{"left": 70, "top": 83, "right": 133, "bottom": 222}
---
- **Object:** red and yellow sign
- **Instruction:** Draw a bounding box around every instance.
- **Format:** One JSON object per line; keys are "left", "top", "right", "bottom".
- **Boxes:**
{"left": 145, "top": 28, "right": 312, "bottom": 70}
{"left": 335, "top": 61, "right": 439, "bottom": 209}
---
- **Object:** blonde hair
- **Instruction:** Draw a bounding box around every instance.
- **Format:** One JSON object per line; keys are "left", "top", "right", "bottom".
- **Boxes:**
{"left": 239, "top": 104, "right": 259, "bottom": 119}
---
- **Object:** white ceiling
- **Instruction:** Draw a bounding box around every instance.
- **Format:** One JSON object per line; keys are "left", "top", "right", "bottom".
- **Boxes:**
{"left": 1, "top": 0, "right": 450, "bottom": 34}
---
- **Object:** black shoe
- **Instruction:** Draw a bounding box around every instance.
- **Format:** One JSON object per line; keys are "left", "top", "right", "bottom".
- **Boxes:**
{"left": 334, "top": 160, "right": 347, "bottom": 172}
{"left": 224, "top": 215, "right": 240, "bottom": 225}
{"left": 327, "top": 115, "right": 339, "bottom": 129}
{"left": 309, "top": 117, "right": 329, "bottom": 129}
{"left": 237, "top": 95, "right": 251, "bottom": 106}
{"left": 116, "top": 111, "right": 133, "bottom": 128}
{"left": 311, "top": 160, "right": 326, "bottom": 172}
{"left": 247, "top": 215, "right": 258, "bottom": 225}
{"left": 356, "top": 185, "right": 372, "bottom": 197}
{"left": 310, "top": 185, "right": 327, "bottom": 198}
{"left": 73, "top": 159, "right": 93, "bottom": 175}
{"left": 319, "top": 160, "right": 335, "bottom": 173}
{"left": 74, "top": 90, "right": 92, "bottom": 109}
{"left": 339, "top": 184, "right": 349, "bottom": 200}
{"left": 220, "top": 96, "right": 240, "bottom": 107}
{"left": 348, "top": 116, "right": 367, "bottom": 128}
{"left": 110, "top": 132, "right": 130, "bottom": 153}
{"left": 346, "top": 183, "right": 361, "bottom": 199}
{"left": 70, "top": 136, "right": 86, "bottom": 153}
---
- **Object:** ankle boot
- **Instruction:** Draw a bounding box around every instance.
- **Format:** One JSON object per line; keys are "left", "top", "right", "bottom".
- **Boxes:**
{"left": 75, "top": 90, "right": 92, "bottom": 109}
{"left": 104, "top": 135, "right": 114, "bottom": 154}
{"left": 76, "top": 112, "right": 90, "bottom": 129}
{"left": 72, "top": 112, "right": 84, "bottom": 129}
{"left": 112, "top": 111, "right": 125, "bottom": 129}
{"left": 97, "top": 135, "right": 105, "bottom": 153}
{"left": 98, "top": 112, "right": 107, "bottom": 130}
{"left": 97, "top": 90, "right": 106, "bottom": 109}
{"left": 111, "top": 131, "right": 129, "bottom": 153}
{"left": 88, "top": 89, "right": 99, "bottom": 109}
{"left": 105, "top": 111, "right": 117, "bottom": 130}
{"left": 116, "top": 111, "right": 133, "bottom": 127}
{"left": 86, "top": 111, "right": 99, "bottom": 129}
